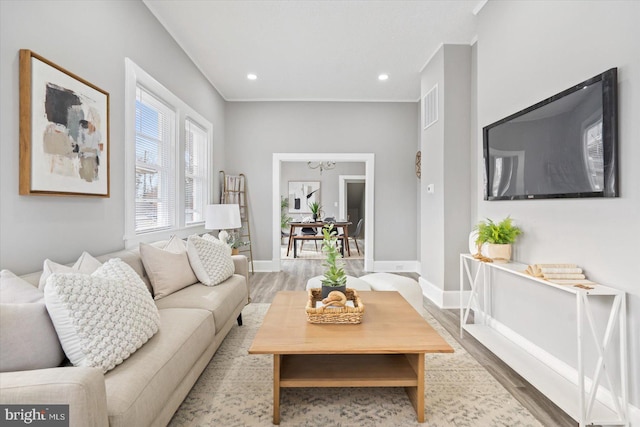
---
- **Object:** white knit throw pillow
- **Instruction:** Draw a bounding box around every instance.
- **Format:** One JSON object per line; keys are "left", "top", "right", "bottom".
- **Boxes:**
{"left": 186, "top": 234, "right": 235, "bottom": 286}
{"left": 44, "top": 258, "right": 160, "bottom": 373}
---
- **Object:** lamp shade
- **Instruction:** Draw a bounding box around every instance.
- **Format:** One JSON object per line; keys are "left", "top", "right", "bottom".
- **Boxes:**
{"left": 205, "top": 204, "right": 241, "bottom": 230}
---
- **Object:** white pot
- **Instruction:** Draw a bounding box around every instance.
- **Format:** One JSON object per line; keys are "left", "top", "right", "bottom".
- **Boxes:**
{"left": 486, "top": 243, "right": 512, "bottom": 263}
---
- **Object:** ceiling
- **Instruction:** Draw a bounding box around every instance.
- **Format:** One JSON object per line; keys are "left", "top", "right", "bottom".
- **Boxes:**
{"left": 143, "top": 1, "right": 483, "bottom": 102}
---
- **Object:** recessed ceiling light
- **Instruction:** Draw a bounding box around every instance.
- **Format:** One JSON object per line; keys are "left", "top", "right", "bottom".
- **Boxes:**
{"left": 247, "top": 73, "right": 257, "bottom": 80}
{"left": 378, "top": 74, "right": 389, "bottom": 81}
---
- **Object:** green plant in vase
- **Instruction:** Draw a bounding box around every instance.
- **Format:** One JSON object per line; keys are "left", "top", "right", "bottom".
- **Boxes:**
{"left": 474, "top": 216, "right": 522, "bottom": 263}
{"left": 308, "top": 201, "right": 322, "bottom": 221}
{"left": 320, "top": 224, "right": 347, "bottom": 298}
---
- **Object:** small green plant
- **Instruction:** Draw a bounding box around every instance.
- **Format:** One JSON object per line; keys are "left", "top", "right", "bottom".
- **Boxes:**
{"left": 229, "top": 235, "right": 250, "bottom": 249}
{"left": 308, "top": 201, "right": 321, "bottom": 217}
{"left": 280, "top": 197, "right": 292, "bottom": 230}
{"left": 320, "top": 224, "right": 347, "bottom": 287}
{"left": 475, "top": 216, "right": 522, "bottom": 245}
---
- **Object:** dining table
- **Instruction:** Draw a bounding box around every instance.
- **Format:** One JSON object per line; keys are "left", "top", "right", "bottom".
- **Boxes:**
{"left": 286, "top": 221, "right": 352, "bottom": 258}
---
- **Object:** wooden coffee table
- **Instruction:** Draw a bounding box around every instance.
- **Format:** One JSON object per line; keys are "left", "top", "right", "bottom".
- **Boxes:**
{"left": 248, "top": 291, "right": 453, "bottom": 424}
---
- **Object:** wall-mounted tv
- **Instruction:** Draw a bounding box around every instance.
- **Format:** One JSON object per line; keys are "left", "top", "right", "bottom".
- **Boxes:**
{"left": 483, "top": 68, "right": 618, "bottom": 200}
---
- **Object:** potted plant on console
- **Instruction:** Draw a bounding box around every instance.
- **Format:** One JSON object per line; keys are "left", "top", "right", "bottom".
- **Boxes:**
{"left": 320, "top": 224, "right": 347, "bottom": 298}
{"left": 475, "top": 216, "right": 522, "bottom": 263}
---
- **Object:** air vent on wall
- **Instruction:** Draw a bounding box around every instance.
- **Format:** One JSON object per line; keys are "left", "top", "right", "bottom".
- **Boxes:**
{"left": 423, "top": 84, "right": 438, "bottom": 129}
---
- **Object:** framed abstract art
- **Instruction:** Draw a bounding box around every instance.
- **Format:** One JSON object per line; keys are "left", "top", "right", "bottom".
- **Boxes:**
{"left": 288, "top": 181, "right": 320, "bottom": 214}
{"left": 19, "top": 49, "right": 110, "bottom": 197}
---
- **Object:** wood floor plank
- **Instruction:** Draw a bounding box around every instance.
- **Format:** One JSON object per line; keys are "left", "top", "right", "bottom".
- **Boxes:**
{"left": 248, "top": 259, "right": 578, "bottom": 427}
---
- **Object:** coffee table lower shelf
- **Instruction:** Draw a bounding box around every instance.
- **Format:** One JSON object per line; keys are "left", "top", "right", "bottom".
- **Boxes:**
{"left": 272, "top": 353, "right": 425, "bottom": 425}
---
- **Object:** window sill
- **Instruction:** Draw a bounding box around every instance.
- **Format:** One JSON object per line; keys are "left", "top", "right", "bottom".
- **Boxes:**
{"left": 124, "top": 224, "right": 207, "bottom": 249}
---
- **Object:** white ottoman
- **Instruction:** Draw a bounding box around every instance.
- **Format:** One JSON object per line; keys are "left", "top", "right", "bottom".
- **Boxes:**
{"left": 359, "top": 273, "right": 425, "bottom": 315}
{"left": 305, "top": 275, "right": 372, "bottom": 291}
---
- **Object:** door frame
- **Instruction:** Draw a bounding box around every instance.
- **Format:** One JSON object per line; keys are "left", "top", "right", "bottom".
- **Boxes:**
{"left": 272, "top": 153, "right": 374, "bottom": 271}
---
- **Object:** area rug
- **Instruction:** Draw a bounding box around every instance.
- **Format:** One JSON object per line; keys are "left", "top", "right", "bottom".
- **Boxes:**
{"left": 168, "top": 304, "right": 542, "bottom": 426}
{"left": 280, "top": 241, "right": 364, "bottom": 260}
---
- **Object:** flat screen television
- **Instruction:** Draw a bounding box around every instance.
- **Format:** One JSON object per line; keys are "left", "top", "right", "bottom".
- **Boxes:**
{"left": 483, "top": 68, "right": 618, "bottom": 200}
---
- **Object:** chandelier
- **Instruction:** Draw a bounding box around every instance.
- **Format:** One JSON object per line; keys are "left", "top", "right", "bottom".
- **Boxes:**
{"left": 307, "top": 161, "right": 336, "bottom": 174}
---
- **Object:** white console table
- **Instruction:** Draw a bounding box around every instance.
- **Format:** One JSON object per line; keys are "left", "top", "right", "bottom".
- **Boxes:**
{"left": 459, "top": 254, "right": 628, "bottom": 427}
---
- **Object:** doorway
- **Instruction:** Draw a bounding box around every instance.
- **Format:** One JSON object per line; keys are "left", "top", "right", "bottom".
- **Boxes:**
{"left": 339, "top": 175, "right": 365, "bottom": 238}
{"left": 272, "top": 153, "right": 374, "bottom": 272}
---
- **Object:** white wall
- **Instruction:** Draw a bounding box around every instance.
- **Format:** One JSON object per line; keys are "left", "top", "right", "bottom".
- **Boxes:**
{"left": 0, "top": 0, "right": 226, "bottom": 274}
{"left": 225, "top": 101, "right": 419, "bottom": 263}
{"left": 476, "top": 0, "right": 640, "bottom": 409}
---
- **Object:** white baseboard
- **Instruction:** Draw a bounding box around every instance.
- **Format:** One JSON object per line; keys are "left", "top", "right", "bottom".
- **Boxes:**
{"left": 255, "top": 259, "right": 420, "bottom": 273}
{"left": 372, "top": 260, "right": 419, "bottom": 273}
{"left": 486, "top": 315, "right": 639, "bottom": 425}
{"left": 419, "top": 277, "right": 470, "bottom": 309}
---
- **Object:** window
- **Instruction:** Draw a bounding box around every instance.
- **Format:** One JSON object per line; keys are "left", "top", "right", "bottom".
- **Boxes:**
{"left": 125, "top": 59, "right": 212, "bottom": 246}
{"left": 135, "top": 87, "right": 176, "bottom": 233}
{"left": 184, "top": 118, "right": 208, "bottom": 224}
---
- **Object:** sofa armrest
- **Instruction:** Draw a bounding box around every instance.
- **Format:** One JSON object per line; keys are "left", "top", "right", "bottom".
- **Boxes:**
{"left": 231, "top": 255, "right": 250, "bottom": 303}
{"left": 0, "top": 367, "right": 108, "bottom": 427}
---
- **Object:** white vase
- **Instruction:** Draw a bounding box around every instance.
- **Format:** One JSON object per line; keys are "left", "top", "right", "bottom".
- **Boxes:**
{"left": 486, "top": 243, "right": 512, "bottom": 263}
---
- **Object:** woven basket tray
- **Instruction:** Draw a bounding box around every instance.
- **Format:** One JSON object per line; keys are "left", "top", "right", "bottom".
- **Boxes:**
{"left": 305, "top": 288, "right": 365, "bottom": 324}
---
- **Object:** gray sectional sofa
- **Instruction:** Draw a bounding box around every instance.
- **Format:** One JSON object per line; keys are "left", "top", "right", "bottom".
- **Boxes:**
{"left": 0, "top": 242, "right": 250, "bottom": 427}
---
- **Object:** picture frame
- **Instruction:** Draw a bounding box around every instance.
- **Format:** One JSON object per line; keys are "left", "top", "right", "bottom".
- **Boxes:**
{"left": 288, "top": 181, "right": 320, "bottom": 214}
{"left": 19, "top": 49, "right": 110, "bottom": 197}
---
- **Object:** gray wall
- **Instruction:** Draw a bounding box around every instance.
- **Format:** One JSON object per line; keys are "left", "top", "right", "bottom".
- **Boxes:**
{"left": 420, "top": 45, "right": 472, "bottom": 293}
{"left": 477, "top": 0, "right": 640, "bottom": 408}
{"left": 225, "top": 101, "right": 419, "bottom": 262}
{"left": 0, "top": 0, "right": 226, "bottom": 274}
{"left": 420, "top": 48, "right": 445, "bottom": 287}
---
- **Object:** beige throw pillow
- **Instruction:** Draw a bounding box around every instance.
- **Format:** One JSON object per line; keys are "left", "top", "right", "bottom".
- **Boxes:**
{"left": 140, "top": 236, "right": 198, "bottom": 300}
{"left": 0, "top": 303, "right": 65, "bottom": 372}
{"left": 1, "top": 269, "right": 43, "bottom": 303}
{"left": 0, "top": 270, "right": 65, "bottom": 371}
{"left": 186, "top": 234, "right": 235, "bottom": 286}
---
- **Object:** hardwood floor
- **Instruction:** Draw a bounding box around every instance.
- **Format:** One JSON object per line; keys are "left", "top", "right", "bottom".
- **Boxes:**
{"left": 249, "top": 258, "right": 578, "bottom": 427}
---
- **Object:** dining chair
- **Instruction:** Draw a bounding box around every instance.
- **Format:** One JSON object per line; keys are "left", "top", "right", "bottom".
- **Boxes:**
{"left": 342, "top": 218, "right": 363, "bottom": 255}
{"left": 299, "top": 226, "right": 319, "bottom": 253}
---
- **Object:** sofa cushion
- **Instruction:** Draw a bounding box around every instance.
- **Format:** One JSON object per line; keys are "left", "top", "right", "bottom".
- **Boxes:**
{"left": 186, "top": 234, "right": 234, "bottom": 286}
{"left": 39, "top": 252, "right": 102, "bottom": 290}
{"left": 0, "top": 270, "right": 43, "bottom": 303}
{"left": 154, "top": 275, "right": 247, "bottom": 334}
{"left": 104, "top": 308, "right": 214, "bottom": 427}
{"left": 140, "top": 236, "right": 198, "bottom": 300}
{"left": 44, "top": 259, "right": 161, "bottom": 373}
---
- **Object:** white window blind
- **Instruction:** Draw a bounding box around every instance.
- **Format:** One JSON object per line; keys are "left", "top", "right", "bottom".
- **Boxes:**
{"left": 135, "top": 86, "right": 176, "bottom": 233}
{"left": 184, "top": 118, "right": 208, "bottom": 224}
